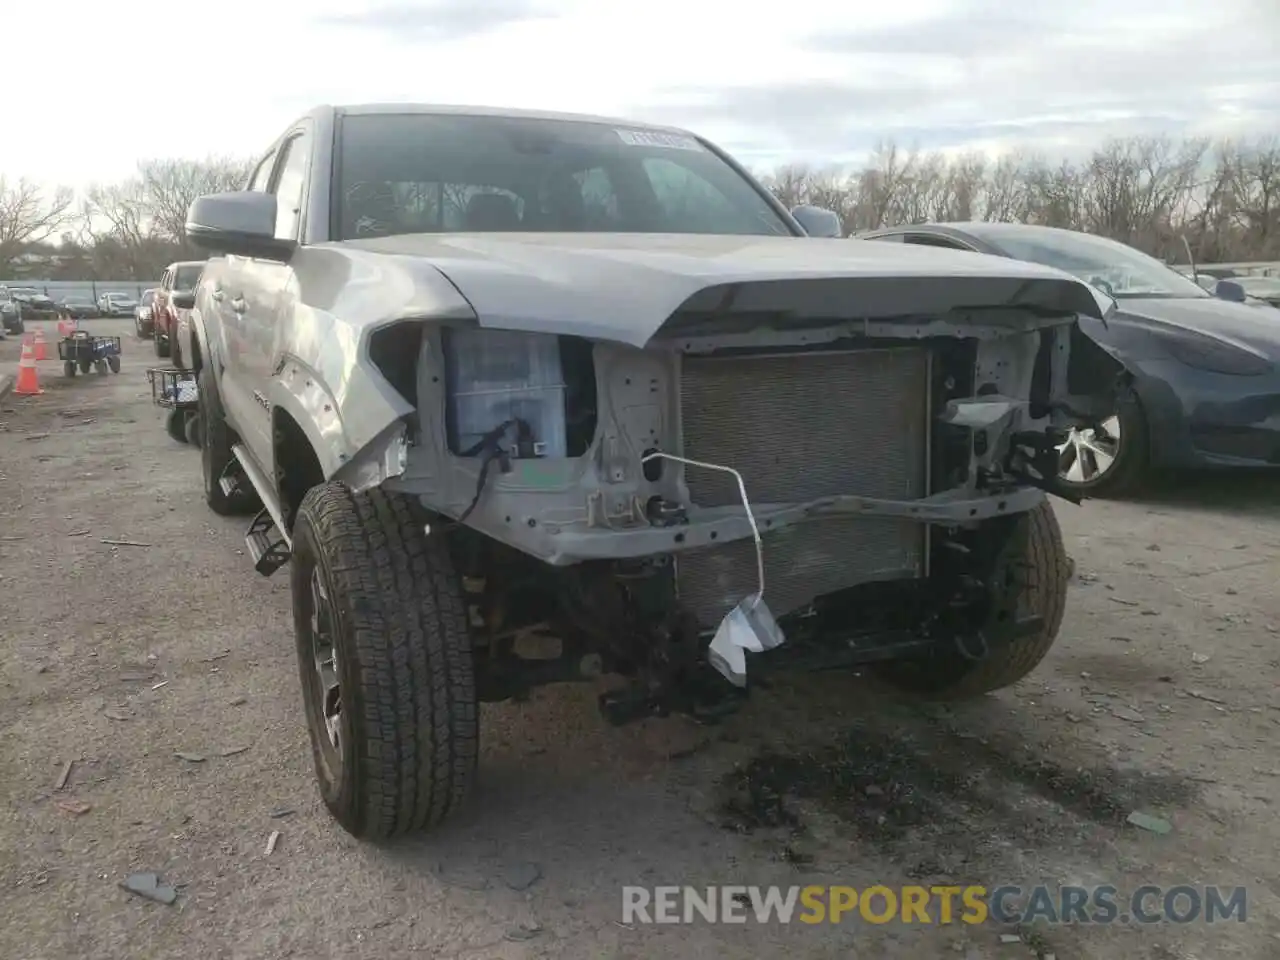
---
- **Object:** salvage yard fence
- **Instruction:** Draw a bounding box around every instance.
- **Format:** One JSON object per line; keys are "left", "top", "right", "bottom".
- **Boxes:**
{"left": 0, "top": 279, "right": 162, "bottom": 303}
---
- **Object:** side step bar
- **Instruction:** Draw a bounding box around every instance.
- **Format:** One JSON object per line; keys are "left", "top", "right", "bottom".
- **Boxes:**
{"left": 246, "top": 508, "right": 291, "bottom": 576}
{"left": 230, "top": 443, "right": 293, "bottom": 578}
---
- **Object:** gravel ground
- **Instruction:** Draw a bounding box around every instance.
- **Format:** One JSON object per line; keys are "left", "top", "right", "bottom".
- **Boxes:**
{"left": 1, "top": 317, "right": 1278, "bottom": 960}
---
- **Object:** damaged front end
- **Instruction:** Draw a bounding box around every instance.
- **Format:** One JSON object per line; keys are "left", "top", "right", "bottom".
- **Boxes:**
{"left": 377, "top": 277, "right": 1121, "bottom": 724}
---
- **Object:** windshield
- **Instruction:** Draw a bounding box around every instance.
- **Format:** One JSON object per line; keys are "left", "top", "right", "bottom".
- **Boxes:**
{"left": 12, "top": 288, "right": 39, "bottom": 296}
{"left": 174, "top": 266, "right": 202, "bottom": 290}
{"left": 971, "top": 225, "right": 1210, "bottom": 300}
{"left": 141, "top": 290, "right": 156, "bottom": 305}
{"left": 333, "top": 112, "right": 794, "bottom": 241}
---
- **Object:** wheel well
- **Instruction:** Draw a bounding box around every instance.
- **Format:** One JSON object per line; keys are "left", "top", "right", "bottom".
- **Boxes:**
{"left": 273, "top": 409, "right": 324, "bottom": 532}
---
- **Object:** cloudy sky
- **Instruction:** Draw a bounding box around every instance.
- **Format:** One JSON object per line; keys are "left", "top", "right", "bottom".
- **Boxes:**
{"left": 5, "top": 0, "right": 1278, "bottom": 188}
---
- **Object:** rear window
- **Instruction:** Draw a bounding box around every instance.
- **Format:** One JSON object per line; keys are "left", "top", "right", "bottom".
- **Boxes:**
{"left": 174, "top": 265, "right": 203, "bottom": 290}
{"left": 332, "top": 112, "right": 793, "bottom": 241}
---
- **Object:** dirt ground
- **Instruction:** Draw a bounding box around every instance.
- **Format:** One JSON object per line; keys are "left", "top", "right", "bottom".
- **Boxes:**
{"left": 1, "top": 318, "right": 1278, "bottom": 960}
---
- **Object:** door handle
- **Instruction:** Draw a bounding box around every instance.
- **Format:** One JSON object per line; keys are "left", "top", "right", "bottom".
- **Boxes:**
{"left": 211, "top": 289, "right": 225, "bottom": 302}
{"left": 230, "top": 296, "right": 247, "bottom": 315}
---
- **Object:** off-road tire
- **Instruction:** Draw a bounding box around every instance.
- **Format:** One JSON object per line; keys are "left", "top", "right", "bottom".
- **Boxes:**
{"left": 165, "top": 408, "right": 188, "bottom": 444}
{"left": 78, "top": 358, "right": 91, "bottom": 374}
{"left": 292, "top": 485, "right": 478, "bottom": 841}
{"left": 107, "top": 355, "right": 120, "bottom": 374}
{"left": 183, "top": 410, "right": 201, "bottom": 447}
{"left": 198, "top": 366, "right": 256, "bottom": 515}
{"left": 875, "top": 499, "right": 1069, "bottom": 700}
{"left": 154, "top": 332, "right": 170, "bottom": 358}
{"left": 171, "top": 335, "right": 183, "bottom": 370}
{"left": 64, "top": 360, "right": 76, "bottom": 377}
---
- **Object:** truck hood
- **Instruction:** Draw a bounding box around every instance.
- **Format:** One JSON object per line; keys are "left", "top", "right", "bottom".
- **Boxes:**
{"left": 340, "top": 233, "right": 1112, "bottom": 347}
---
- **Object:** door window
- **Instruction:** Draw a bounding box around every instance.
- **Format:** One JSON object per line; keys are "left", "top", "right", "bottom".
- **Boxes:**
{"left": 248, "top": 149, "right": 277, "bottom": 192}
{"left": 270, "top": 133, "right": 310, "bottom": 240}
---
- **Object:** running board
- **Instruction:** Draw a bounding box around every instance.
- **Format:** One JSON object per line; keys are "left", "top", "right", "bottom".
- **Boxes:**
{"left": 246, "top": 508, "right": 290, "bottom": 576}
{"left": 230, "top": 443, "right": 293, "bottom": 577}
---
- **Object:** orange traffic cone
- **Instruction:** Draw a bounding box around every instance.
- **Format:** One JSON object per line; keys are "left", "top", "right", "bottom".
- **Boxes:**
{"left": 14, "top": 341, "right": 43, "bottom": 396}
{"left": 33, "top": 327, "right": 48, "bottom": 361}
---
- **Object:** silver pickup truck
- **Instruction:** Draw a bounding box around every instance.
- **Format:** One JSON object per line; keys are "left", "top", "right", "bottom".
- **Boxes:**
{"left": 178, "top": 103, "right": 1120, "bottom": 842}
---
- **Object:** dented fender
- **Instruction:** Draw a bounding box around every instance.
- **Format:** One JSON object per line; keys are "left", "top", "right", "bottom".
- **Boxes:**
{"left": 268, "top": 353, "right": 412, "bottom": 490}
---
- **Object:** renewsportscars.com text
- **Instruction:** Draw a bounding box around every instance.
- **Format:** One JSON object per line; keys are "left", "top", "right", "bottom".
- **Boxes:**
{"left": 621, "top": 884, "right": 1248, "bottom": 926}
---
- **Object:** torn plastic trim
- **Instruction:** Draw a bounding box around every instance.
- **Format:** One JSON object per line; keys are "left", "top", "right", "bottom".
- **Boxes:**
{"left": 640, "top": 451, "right": 785, "bottom": 688}
{"left": 332, "top": 421, "right": 410, "bottom": 493}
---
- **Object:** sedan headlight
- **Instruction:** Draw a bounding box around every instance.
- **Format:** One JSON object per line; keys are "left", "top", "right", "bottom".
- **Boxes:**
{"left": 1157, "top": 328, "right": 1273, "bottom": 377}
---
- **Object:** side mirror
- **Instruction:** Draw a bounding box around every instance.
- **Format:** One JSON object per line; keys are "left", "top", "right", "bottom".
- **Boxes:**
{"left": 791, "top": 205, "right": 843, "bottom": 238}
{"left": 186, "top": 191, "right": 295, "bottom": 261}
{"left": 172, "top": 292, "right": 196, "bottom": 310}
{"left": 1214, "top": 279, "right": 1247, "bottom": 303}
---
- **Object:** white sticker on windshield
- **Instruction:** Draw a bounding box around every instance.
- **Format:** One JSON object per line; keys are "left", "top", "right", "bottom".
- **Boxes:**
{"left": 615, "top": 128, "right": 704, "bottom": 151}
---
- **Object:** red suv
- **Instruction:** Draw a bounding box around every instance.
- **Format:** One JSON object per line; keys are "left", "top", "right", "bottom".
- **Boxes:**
{"left": 153, "top": 261, "right": 205, "bottom": 358}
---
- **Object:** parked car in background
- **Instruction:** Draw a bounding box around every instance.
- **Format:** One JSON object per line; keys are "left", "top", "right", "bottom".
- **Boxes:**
{"left": 179, "top": 103, "right": 1119, "bottom": 842}
{"left": 1233, "top": 276, "right": 1280, "bottom": 308}
{"left": 170, "top": 267, "right": 205, "bottom": 368}
{"left": 97, "top": 292, "right": 139, "bottom": 317}
{"left": 153, "top": 261, "right": 205, "bottom": 358}
{"left": 135, "top": 288, "right": 158, "bottom": 338}
{"left": 9, "top": 286, "right": 58, "bottom": 319}
{"left": 858, "top": 222, "right": 1280, "bottom": 495}
{"left": 58, "top": 296, "right": 98, "bottom": 319}
{"left": 0, "top": 286, "right": 23, "bottom": 334}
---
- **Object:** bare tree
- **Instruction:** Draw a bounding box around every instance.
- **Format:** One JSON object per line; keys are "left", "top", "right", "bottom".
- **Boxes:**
{"left": 10, "top": 136, "right": 1280, "bottom": 282}
{"left": 140, "top": 157, "right": 254, "bottom": 246}
{"left": 0, "top": 177, "right": 75, "bottom": 273}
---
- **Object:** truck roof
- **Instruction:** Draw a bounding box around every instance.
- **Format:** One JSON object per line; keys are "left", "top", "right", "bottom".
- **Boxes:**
{"left": 324, "top": 102, "right": 691, "bottom": 136}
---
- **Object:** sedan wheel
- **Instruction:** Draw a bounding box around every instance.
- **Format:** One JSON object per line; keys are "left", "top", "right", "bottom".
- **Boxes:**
{"left": 1053, "top": 393, "right": 1149, "bottom": 498}
{"left": 1057, "top": 414, "right": 1122, "bottom": 484}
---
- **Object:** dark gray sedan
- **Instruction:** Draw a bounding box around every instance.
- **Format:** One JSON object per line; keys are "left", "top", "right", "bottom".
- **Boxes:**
{"left": 858, "top": 222, "right": 1280, "bottom": 495}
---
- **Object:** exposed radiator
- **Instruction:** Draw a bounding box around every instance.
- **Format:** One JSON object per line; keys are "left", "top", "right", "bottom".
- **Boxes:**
{"left": 675, "top": 348, "right": 930, "bottom": 626}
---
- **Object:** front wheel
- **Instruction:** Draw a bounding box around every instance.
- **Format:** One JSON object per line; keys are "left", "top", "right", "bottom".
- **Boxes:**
{"left": 107, "top": 355, "right": 120, "bottom": 374}
{"left": 154, "top": 332, "right": 170, "bottom": 358}
{"left": 874, "top": 499, "right": 1070, "bottom": 699}
{"left": 292, "top": 485, "right": 479, "bottom": 841}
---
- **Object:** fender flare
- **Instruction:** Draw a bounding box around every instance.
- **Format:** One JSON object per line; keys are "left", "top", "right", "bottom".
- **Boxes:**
{"left": 269, "top": 355, "right": 409, "bottom": 490}
{"left": 268, "top": 358, "right": 355, "bottom": 481}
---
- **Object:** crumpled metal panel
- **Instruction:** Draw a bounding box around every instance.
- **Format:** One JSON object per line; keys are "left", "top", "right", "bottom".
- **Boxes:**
{"left": 675, "top": 348, "right": 929, "bottom": 625}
